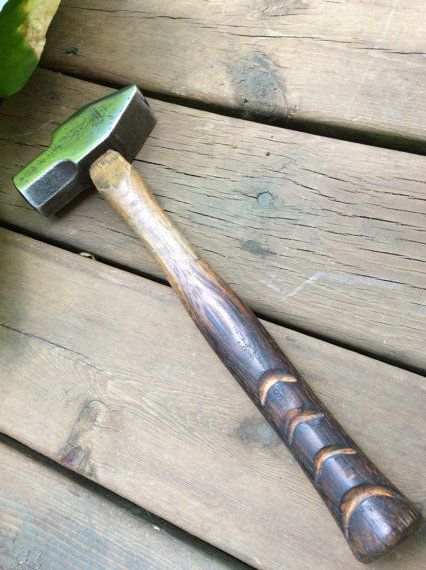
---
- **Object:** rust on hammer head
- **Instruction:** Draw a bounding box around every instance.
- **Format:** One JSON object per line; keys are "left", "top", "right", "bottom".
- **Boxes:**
{"left": 13, "top": 85, "right": 156, "bottom": 216}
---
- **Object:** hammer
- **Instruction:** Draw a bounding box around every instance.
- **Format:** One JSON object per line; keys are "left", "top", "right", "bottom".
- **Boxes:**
{"left": 13, "top": 86, "right": 422, "bottom": 563}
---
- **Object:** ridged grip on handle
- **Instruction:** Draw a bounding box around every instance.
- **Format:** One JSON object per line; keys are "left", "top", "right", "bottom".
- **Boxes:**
{"left": 90, "top": 151, "right": 422, "bottom": 563}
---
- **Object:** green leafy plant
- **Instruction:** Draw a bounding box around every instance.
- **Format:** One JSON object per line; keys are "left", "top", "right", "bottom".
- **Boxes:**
{"left": 0, "top": 0, "right": 61, "bottom": 98}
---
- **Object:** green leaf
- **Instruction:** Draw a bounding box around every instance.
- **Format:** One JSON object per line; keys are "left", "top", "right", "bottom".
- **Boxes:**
{"left": 0, "top": 0, "right": 61, "bottom": 98}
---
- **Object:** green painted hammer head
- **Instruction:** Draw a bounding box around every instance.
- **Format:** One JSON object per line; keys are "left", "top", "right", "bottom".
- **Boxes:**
{"left": 13, "top": 85, "right": 156, "bottom": 216}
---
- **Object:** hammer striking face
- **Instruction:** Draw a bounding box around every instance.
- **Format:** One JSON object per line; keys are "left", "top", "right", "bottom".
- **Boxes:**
{"left": 13, "top": 85, "right": 156, "bottom": 216}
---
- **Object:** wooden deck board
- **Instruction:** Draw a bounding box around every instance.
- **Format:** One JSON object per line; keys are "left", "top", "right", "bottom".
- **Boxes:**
{"left": 1, "top": 70, "right": 425, "bottom": 371}
{"left": 0, "top": 228, "right": 424, "bottom": 570}
{"left": 41, "top": 0, "right": 426, "bottom": 150}
{"left": 0, "top": 437, "right": 246, "bottom": 570}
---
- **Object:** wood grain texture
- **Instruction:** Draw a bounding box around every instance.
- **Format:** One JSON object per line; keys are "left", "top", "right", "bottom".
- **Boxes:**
{"left": 1, "top": 70, "right": 425, "bottom": 371}
{"left": 40, "top": 0, "right": 426, "bottom": 150}
{"left": 0, "top": 437, "right": 246, "bottom": 570}
{"left": 0, "top": 228, "right": 424, "bottom": 570}
{"left": 90, "top": 150, "right": 422, "bottom": 562}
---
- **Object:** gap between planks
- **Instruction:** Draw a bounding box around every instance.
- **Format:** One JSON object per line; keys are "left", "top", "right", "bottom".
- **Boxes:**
{"left": 39, "top": 64, "right": 426, "bottom": 157}
{"left": 1, "top": 217, "right": 424, "bottom": 380}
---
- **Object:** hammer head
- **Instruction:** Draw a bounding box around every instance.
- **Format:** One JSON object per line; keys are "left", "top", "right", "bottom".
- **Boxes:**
{"left": 13, "top": 85, "right": 156, "bottom": 216}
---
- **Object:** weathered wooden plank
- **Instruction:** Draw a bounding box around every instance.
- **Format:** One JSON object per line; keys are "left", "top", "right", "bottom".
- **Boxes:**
{"left": 41, "top": 0, "right": 426, "bottom": 150}
{"left": 0, "top": 228, "right": 424, "bottom": 570}
{"left": 0, "top": 437, "right": 246, "bottom": 570}
{"left": 1, "top": 70, "right": 425, "bottom": 371}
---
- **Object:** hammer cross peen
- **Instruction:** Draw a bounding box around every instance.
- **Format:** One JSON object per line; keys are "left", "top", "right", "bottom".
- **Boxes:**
{"left": 13, "top": 86, "right": 422, "bottom": 563}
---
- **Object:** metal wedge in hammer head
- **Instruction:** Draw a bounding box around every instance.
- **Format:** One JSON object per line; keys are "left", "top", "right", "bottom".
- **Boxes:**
{"left": 13, "top": 85, "right": 156, "bottom": 216}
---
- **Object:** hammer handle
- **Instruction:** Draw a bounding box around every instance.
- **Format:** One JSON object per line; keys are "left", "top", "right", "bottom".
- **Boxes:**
{"left": 90, "top": 151, "right": 421, "bottom": 563}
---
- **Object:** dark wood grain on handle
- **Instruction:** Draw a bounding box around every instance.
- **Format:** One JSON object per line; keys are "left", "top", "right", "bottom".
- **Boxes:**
{"left": 90, "top": 150, "right": 422, "bottom": 563}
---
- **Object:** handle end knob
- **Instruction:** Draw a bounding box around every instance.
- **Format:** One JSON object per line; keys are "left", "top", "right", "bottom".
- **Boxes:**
{"left": 342, "top": 486, "right": 422, "bottom": 563}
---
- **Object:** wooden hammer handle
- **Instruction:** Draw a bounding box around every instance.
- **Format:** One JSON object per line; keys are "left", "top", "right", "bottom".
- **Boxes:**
{"left": 90, "top": 150, "right": 421, "bottom": 563}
